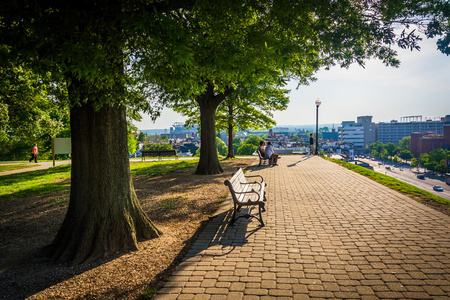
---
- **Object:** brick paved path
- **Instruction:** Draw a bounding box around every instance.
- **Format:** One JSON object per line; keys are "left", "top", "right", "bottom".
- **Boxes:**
{"left": 156, "top": 156, "right": 450, "bottom": 299}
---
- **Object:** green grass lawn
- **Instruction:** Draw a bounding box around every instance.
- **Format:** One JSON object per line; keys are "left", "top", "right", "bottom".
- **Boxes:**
{"left": 0, "top": 165, "right": 72, "bottom": 199}
{"left": 324, "top": 157, "right": 450, "bottom": 206}
{"left": 130, "top": 159, "right": 199, "bottom": 177}
{"left": 0, "top": 159, "right": 200, "bottom": 200}
{"left": 0, "top": 164, "right": 39, "bottom": 172}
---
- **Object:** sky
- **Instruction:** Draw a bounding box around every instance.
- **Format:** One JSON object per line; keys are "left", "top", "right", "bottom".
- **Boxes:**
{"left": 134, "top": 38, "right": 450, "bottom": 130}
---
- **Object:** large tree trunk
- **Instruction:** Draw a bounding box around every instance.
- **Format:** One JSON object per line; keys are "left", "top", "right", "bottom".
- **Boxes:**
{"left": 195, "top": 84, "right": 228, "bottom": 175}
{"left": 45, "top": 85, "right": 161, "bottom": 264}
{"left": 226, "top": 105, "right": 235, "bottom": 159}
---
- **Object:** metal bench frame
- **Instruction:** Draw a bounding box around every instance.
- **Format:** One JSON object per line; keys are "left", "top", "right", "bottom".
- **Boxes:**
{"left": 142, "top": 149, "right": 178, "bottom": 161}
{"left": 256, "top": 149, "right": 270, "bottom": 166}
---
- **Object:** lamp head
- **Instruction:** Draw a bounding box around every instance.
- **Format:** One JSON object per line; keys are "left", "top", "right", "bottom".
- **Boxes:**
{"left": 315, "top": 98, "right": 321, "bottom": 107}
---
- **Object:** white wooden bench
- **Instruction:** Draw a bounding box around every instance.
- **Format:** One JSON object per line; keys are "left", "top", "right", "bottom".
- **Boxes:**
{"left": 224, "top": 168, "right": 267, "bottom": 226}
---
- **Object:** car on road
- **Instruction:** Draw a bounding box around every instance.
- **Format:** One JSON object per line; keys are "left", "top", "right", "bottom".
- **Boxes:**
{"left": 378, "top": 162, "right": 383, "bottom": 166}
{"left": 433, "top": 185, "right": 444, "bottom": 192}
{"left": 385, "top": 166, "right": 390, "bottom": 170}
{"left": 417, "top": 174, "right": 425, "bottom": 179}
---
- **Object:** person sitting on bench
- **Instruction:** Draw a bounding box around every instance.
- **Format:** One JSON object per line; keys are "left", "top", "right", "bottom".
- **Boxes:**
{"left": 259, "top": 141, "right": 269, "bottom": 159}
{"left": 265, "top": 141, "right": 279, "bottom": 166}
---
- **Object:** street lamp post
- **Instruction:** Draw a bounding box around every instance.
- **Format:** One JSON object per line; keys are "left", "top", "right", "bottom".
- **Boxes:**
{"left": 315, "top": 98, "right": 321, "bottom": 155}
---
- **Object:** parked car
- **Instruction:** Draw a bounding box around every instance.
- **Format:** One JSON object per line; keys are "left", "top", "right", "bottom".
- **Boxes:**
{"left": 378, "top": 162, "right": 383, "bottom": 166}
{"left": 433, "top": 185, "right": 444, "bottom": 192}
{"left": 385, "top": 166, "right": 390, "bottom": 170}
{"left": 417, "top": 174, "right": 425, "bottom": 179}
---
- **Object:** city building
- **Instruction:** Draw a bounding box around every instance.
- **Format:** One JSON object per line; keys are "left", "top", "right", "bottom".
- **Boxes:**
{"left": 410, "top": 125, "right": 450, "bottom": 158}
{"left": 273, "top": 127, "right": 289, "bottom": 133}
{"left": 169, "top": 122, "right": 198, "bottom": 139}
{"left": 376, "top": 115, "right": 450, "bottom": 144}
{"left": 338, "top": 121, "right": 365, "bottom": 152}
{"left": 357, "top": 116, "right": 376, "bottom": 146}
{"left": 338, "top": 116, "right": 375, "bottom": 152}
{"left": 322, "top": 128, "right": 338, "bottom": 142}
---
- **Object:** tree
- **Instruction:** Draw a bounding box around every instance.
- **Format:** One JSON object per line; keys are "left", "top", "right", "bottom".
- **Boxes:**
{"left": 384, "top": 143, "right": 400, "bottom": 157}
{"left": 399, "top": 136, "right": 411, "bottom": 150}
{"left": 244, "top": 135, "right": 264, "bottom": 147}
{"left": 216, "top": 84, "right": 289, "bottom": 159}
{"left": 0, "top": 102, "right": 8, "bottom": 143}
{"left": 128, "top": 132, "right": 138, "bottom": 155}
{"left": 399, "top": 149, "right": 413, "bottom": 161}
{"left": 237, "top": 144, "right": 258, "bottom": 156}
{"left": 216, "top": 137, "right": 228, "bottom": 157}
{"left": 424, "top": 148, "right": 449, "bottom": 173}
{"left": 370, "top": 141, "right": 384, "bottom": 158}
{"left": 235, "top": 135, "right": 262, "bottom": 155}
{"left": 148, "top": 134, "right": 164, "bottom": 144}
{"left": 0, "top": 61, "right": 69, "bottom": 160}
{"left": 4, "top": 0, "right": 450, "bottom": 263}
{"left": 138, "top": 132, "right": 147, "bottom": 142}
{"left": 411, "top": 157, "right": 419, "bottom": 168}
{"left": 233, "top": 138, "right": 243, "bottom": 156}
{"left": 421, "top": 153, "right": 434, "bottom": 171}
{"left": 142, "top": 0, "right": 449, "bottom": 174}
{"left": 2, "top": 0, "right": 180, "bottom": 263}
{"left": 173, "top": 83, "right": 289, "bottom": 159}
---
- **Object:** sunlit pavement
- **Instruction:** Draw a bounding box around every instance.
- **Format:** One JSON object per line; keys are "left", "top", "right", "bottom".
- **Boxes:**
{"left": 155, "top": 155, "right": 450, "bottom": 299}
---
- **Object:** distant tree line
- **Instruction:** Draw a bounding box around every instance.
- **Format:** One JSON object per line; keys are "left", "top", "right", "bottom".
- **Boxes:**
{"left": 368, "top": 136, "right": 449, "bottom": 174}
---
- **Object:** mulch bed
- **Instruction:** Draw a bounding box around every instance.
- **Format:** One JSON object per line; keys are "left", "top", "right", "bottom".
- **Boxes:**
{"left": 0, "top": 159, "right": 254, "bottom": 300}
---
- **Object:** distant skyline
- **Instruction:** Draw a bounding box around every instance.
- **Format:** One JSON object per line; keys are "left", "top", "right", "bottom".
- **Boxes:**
{"left": 134, "top": 38, "right": 450, "bottom": 130}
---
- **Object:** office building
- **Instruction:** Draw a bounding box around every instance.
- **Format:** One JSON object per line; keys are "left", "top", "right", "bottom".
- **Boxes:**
{"left": 338, "top": 121, "right": 365, "bottom": 151}
{"left": 377, "top": 115, "right": 450, "bottom": 144}
{"left": 169, "top": 122, "right": 198, "bottom": 139}
{"left": 338, "top": 116, "right": 375, "bottom": 152}
{"left": 357, "top": 116, "right": 376, "bottom": 146}
{"left": 410, "top": 125, "right": 450, "bottom": 158}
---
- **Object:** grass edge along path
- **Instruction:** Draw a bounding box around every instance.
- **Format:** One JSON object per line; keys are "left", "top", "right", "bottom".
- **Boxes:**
{"left": 0, "top": 159, "right": 201, "bottom": 200}
{"left": 0, "top": 164, "right": 39, "bottom": 173}
{"left": 323, "top": 157, "right": 450, "bottom": 209}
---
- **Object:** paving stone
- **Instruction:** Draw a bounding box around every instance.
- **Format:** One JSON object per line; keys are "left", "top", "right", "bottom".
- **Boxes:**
{"left": 156, "top": 156, "right": 450, "bottom": 300}
{"left": 229, "top": 282, "right": 246, "bottom": 292}
{"left": 192, "top": 295, "right": 211, "bottom": 300}
{"left": 226, "top": 292, "right": 244, "bottom": 300}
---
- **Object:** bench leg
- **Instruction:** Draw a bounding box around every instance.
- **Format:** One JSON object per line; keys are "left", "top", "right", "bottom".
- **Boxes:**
{"left": 258, "top": 204, "right": 265, "bottom": 226}
{"left": 230, "top": 203, "right": 265, "bottom": 227}
{"left": 230, "top": 203, "right": 238, "bottom": 226}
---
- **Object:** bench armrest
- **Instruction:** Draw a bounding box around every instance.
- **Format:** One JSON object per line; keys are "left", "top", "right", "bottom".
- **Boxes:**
{"left": 244, "top": 174, "right": 264, "bottom": 183}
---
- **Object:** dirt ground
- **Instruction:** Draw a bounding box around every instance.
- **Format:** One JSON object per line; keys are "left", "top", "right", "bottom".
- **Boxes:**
{"left": 0, "top": 159, "right": 254, "bottom": 300}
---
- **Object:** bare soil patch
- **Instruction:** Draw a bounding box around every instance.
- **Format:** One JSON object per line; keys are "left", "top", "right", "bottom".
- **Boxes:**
{"left": 0, "top": 159, "right": 254, "bottom": 300}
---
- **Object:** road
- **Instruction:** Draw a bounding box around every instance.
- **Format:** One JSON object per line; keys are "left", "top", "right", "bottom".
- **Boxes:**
{"left": 354, "top": 156, "right": 450, "bottom": 200}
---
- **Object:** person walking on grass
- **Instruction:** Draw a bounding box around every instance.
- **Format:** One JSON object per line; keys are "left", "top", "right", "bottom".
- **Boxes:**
{"left": 29, "top": 143, "right": 38, "bottom": 163}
